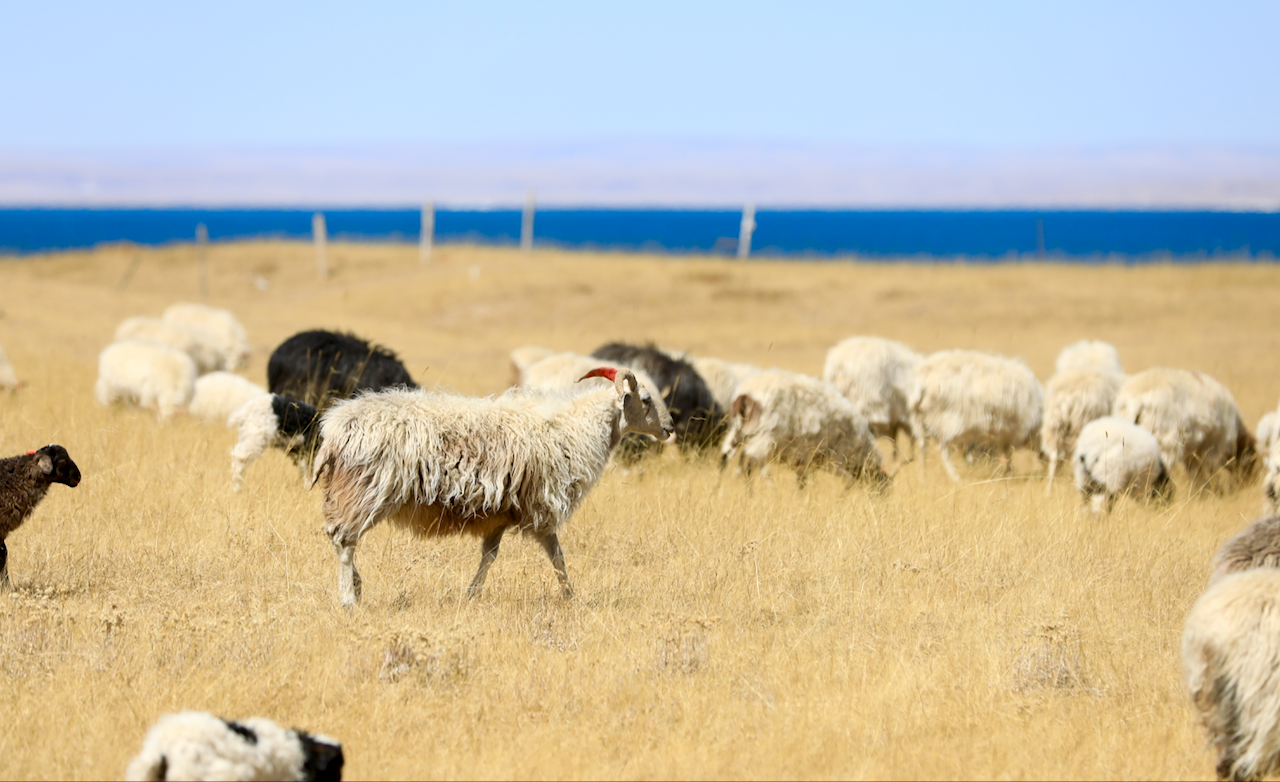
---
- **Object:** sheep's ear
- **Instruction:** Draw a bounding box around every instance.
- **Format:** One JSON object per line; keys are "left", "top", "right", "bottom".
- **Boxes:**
{"left": 730, "top": 394, "right": 760, "bottom": 425}
{"left": 36, "top": 452, "right": 53, "bottom": 475}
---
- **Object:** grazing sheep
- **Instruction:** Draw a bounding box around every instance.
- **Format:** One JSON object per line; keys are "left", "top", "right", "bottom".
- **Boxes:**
{"left": 125, "top": 711, "right": 343, "bottom": 782}
{"left": 1041, "top": 368, "right": 1123, "bottom": 491}
{"left": 1055, "top": 339, "right": 1124, "bottom": 375}
{"left": 313, "top": 367, "right": 674, "bottom": 606}
{"left": 96, "top": 340, "right": 197, "bottom": 419}
{"left": 908, "top": 350, "right": 1044, "bottom": 483}
{"left": 114, "top": 316, "right": 223, "bottom": 374}
{"left": 0, "top": 342, "right": 19, "bottom": 391}
{"left": 1183, "top": 569, "right": 1280, "bottom": 781}
{"left": 721, "top": 368, "right": 890, "bottom": 492}
{"left": 687, "top": 355, "right": 761, "bottom": 412}
{"left": 0, "top": 445, "right": 80, "bottom": 589}
{"left": 823, "top": 336, "right": 923, "bottom": 460}
{"left": 508, "top": 345, "right": 557, "bottom": 386}
{"left": 1210, "top": 516, "right": 1280, "bottom": 586}
{"left": 1072, "top": 415, "right": 1172, "bottom": 514}
{"left": 267, "top": 330, "right": 416, "bottom": 409}
{"left": 592, "top": 342, "right": 723, "bottom": 450}
{"left": 228, "top": 394, "right": 322, "bottom": 492}
{"left": 1114, "top": 368, "right": 1259, "bottom": 495}
{"left": 189, "top": 372, "right": 268, "bottom": 424}
{"left": 162, "top": 303, "right": 251, "bottom": 371}
{"left": 1256, "top": 411, "right": 1280, "bottom": 458}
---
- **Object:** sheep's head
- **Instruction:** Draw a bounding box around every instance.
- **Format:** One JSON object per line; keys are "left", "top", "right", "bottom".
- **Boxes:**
{"left": 33, "top": 444, "right": 80, "bottom": 487}
{"left": 579, "top": 367, "right": 674, "bottom": 442}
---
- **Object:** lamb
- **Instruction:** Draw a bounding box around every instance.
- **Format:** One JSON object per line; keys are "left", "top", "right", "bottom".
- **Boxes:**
{"left": 267, "top": 330, "right": 417, "bottom": 409}
{"left": 124, "top": 710, "right": 343, "bottom": 782}
{"left": 96, "top": 340, "right": 197, "bottom": 419}
{"left": 1182, "top": 568, "right": 1280, "bottom": 781}
{"left": 823, "top": 336, "right": 923, "bottom": 459}
{"left": 721, "top": 368, "right": 890, "bottom": 492}
{"left": 0, "top": 342, "right": 19, "bottom": 391}
{"left": 228, "top": 394, "right": 322, "bottom": 491}
{"left": 114, "top": 316, "right": 224, "bottom": 374}
{"left": 162, "top": 303, "right": 251, "bottom": 371}
{"left": 313, "top": 367, "right": 674, "bottom": 606}
{"left": 1072, "top": 416, "right": 1172, "bottom": 513}
{"left": 1041, "top": 368, "right": 1123, "bottom": 491}
{"left": 0, "top": 445, "right": 80, "bottom": 589}
{"left": 591, "top": 341, "right": 723, "bottom": 450}
{"left": 1055, "top": 339, "right": 1124, "bottom": 375}
{"left": 907, "top": 350, "right": 1044, "bottom": 483}
{"left": 1114, "top": 368, "right": 1259, "bottom": 495}
{"left": 1210, "top": 516, "right": 1280, "bottom": 586}
{"left": 189, "top": 372, "right": 268, "bottom": 424}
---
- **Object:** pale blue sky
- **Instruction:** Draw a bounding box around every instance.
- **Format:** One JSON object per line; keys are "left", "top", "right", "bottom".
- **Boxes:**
{"left": 3, "top": 1, "right": 1277, "bottom": 149}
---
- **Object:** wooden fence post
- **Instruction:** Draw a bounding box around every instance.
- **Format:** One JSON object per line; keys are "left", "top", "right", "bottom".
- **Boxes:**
{"left": 420, "top": 199, "right": 435, "bottom": 264}
{"left": 738, "top": 203, "right": 756, "bottom": 259}
{"left": 313, "top": 212, "right": 328, "bottom": 280}
{"left": 521, "top": 190, "right": 536, "bottom": 254}
{"left": 196, "top": 223, "right": 209, "bottom": 298}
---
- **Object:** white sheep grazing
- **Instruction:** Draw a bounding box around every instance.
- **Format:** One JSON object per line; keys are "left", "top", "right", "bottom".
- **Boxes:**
{"left": 228, "top": 394, "right": 322, "bottom": 491}
{"left": 114, "top": 316, "right": 224, "bottom": 374}
{"left": 162, "top": 302, "right": 251, "bottom": 371}
{"left": 189, "top": 372, "right": 268, "bottom": 424}
{"left": 508, "top": 345, "right": 557, "bottom": 386}
{"left": 124, "top": 710, "right": 344, "bottom": 782}
{"left": 688, "top": 355, "right": 762, "bottom": 412}
{"left": 96, "top": 340, "right": 197, "bottom": 419}
{"left": 1072, "top": 415, "right": 1172, "bottom": 513}
{"left": 313, "top": 367, "right": 674, "bottom": 606}
{"left": 1183, "top": 568, "right": 1280, "bottom": 781}
{"left": 1041, "top": 368, "right": 1123, "bottom": 491}
{"left": 0, "top": 342, "right": 19, "bottom": 391}
{"left": 1054, "top": 339, "right": 1124, "bottom": 375}
{"left": 1114, "top": 368, "right": 1259, "bottom": 495}
{"left": 721, "top": 368, "right": 889, "bottom": 492}
{"left": 1257, "top": 411, "right": 1280, "bottom": 460}
{"left": 907, "top": 350, "right": 1044, "bottom": 483}
{"left": 823, "top": 336, "right": 923, "bottom": 459}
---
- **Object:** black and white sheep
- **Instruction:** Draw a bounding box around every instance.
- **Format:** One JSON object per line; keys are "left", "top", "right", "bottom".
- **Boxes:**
{"left": 124, "top": 710, "right": 344, "bottom": 782}
{"left": 0, "top": 445, "right": 81, "bottom": 588}
{"left": 163, "top": 303, "right": 251, "bottom": 371}
{"left": 267, "top": 330, "right": 417, "bottom": 409}
{"left": 189, "top": 371, "right": 268, "bottom": 424}
{"left": 96, "top": 340, "right": 197, "bottom": 419}
{"left": 591, "top": 341, "right": 722, "bottom": 451}
{"left": 1072, "top": 416, "right": 1172, "bottom": 514}
{"left": 823, "top": 336, "right": 923, "bottom": 460}
{"left": 1041, "top": 368, "right": 1123, "bottom": 491}
{"left": 228, "top": 394, "right": 322, "bottom": 491}
{"left": 313, "top": 367, "right": 674, "bottom": 606}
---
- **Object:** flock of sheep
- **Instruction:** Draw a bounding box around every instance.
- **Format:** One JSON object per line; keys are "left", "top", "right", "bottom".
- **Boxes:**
{"left": 5, "top": 302, "right": 1280, "bottom": 780}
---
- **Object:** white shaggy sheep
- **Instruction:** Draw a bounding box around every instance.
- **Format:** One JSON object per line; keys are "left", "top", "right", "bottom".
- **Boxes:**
{"left": 1072, "top": 415, "right": 1172, "bottom": 514}
{"left": 228, "top": 394, "right": 321, "bottom": 491}
{"left": 1183, "top": 568, "right": 1280, "bottom": 781}
{"left": 688, "top": 355, "right": 762, "bottom": 412}
{"left": 823, "top": 336, "right": 923, "bottom": 459}
{"left": 313, "top": 367, "right": 674, "bottom": 605}
{"left": 907, "top": 350, "right": 1044, "bottom": 483}
{"left": 0, "top": 342, "right": 18, "bottom": 391}
{"left": 1054, "top": 339, "right": 1124, "bottom": 375}
{"left": 521, "top": 351, "right": 663, "bottom": 400}
{"left": 1257, "top": 411, "right": 1280, "bottom": 460}
{"left": 1041, "top": 368, "right": 1123, "bottom": 491}
{"left": 124, "top": 710, "right": 343, "bottom": 782}
{"left": 1114, "top": 368, "right": 1259, "bottom": 495}
{"left": 96, "top": 340, "right": 197, "bottom": 419}
{"left": 721, "top": 368, "right": 889, "bottom": 492}
{"left": 189, "top": 371, "right": 268, "bottom": 424}
{"left": 1210, "top": 516, "right": 1280, "bottom": 586}
{"left": 162, "top": 302, "right": 251, "bottom": 371}
{"left": 114, "top": 316, "right": 224, "bottom": 374}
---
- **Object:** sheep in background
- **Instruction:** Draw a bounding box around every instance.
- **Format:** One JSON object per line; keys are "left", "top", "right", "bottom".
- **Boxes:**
{"left": 908, "top": 350, "right": 1044, "bottom": 483}
{"left": 1114, "top": 368, "right": 1259, "bottom": 495}
{"left": 228, "top": 394, "right": 321, "bottom": 491}
{"left": 96, "top": 340, "right": 197, "bottom": 419}
{"left": 189, "top": 372, "right": 268, "bottom": 424}
{"left": 1183, "top": 569, "right": 1280, "bottom": 781}
{"left": 0, "top": 342, "right": 19, "bottom": 391}
{"left": 508, "top": 345, "right": 557, "bottom": 386}
{"left": 0, "top": 445, "right": 80, "bottom": 589}
{"left": 267, "top": 330, "right": 416, "bottom": 409}
{"left": 1055, "top": 339, "right": 1124, "bottom": 375}
{"left": 721, "top": 369, "right": 890, "bottom": 492}
{"left": 162, "top": 303, "right": 251, "bottom": 371}
{"left": 522, "top": 351, "right": 661, "bottom": 398}
{"left": 592, "top": 342, "right": 723, "bottom": 451}
{"left": 114, "top": 316, "right": 223, "bottom": 374}
{"left": 1072, "top": 416, "right": 1172, "bottom": 514}
{"left": 125, "top": 711, "right": 343, "bottom": 782}
{"left": 313, "top": 367, "right": 673, "bottom": 606}
{"left": 687, "top": 355, "right": 762, "bottom": 412}
{"left": 1210, "top": 516, "right": 1280, "bottom": 586}
{"left": 1257, "top": 411, "right": 1280, "bottom": 459}
{"left": 1041, "top": 368, "right": 1123, "bottom": 491}
{"left": 823, "top": 336, "right": 923, "bottom": 460}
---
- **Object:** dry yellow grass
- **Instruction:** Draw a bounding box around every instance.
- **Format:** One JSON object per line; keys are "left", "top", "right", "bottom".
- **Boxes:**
{"left": 1, "top": 240, "right": 1278, "bottom": 780}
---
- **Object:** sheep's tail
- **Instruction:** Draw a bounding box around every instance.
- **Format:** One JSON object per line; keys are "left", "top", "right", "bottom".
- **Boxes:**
{"left": 309, "top": 437, "right": 335, "bottom": 490}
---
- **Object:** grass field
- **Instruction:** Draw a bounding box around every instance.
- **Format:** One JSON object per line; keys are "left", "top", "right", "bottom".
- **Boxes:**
{"left": 1, "top": 240, "right": 1277, "bottom": 780}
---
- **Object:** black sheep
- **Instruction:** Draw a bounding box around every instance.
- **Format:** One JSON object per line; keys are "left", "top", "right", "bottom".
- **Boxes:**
{"left": 0, "top": 444, "right": 80, "bottom": 588}
{"left": 267, "top": 330, "right": 416, "bottom": 409}
{"left": 590, "top": 342, "right": 724, "bottom": 451}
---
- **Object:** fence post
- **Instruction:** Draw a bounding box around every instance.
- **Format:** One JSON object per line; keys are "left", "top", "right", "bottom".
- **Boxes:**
{"left": 313, "top": 212, "right": 328, "bottom": 280}
{"left": 196, "top": 223, "right": 209, "bottom": 298}
{"left": 420, "top": 199, "right": 435, "bottom": 264}
{"left": 738, "top": 203, "right": 756, "bottom": 259}
{"left": 521, "top": 189, "right": 536, "bottom": 254}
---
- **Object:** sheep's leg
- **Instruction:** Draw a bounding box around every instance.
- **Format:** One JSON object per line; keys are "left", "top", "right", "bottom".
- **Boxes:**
{"left": 337, "top": 545, "right": 361, "bottom": 607}
{"left": 539, "top": 532, "right": 574, "bottom": 598}
{"left": 938, "top": 441, "right": 962, "bottom": 483}
{"left": 467, "top": 525, "right": 508, "bottom": 597}
{"left": 1045, "top": 452, "right": 1058, "bottom": 495}
{"left": 0, "top": 538, "right": 8, "bottom": 591}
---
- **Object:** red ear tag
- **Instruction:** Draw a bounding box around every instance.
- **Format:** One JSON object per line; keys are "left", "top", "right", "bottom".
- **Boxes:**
{"left": 27, "top": 450, "right": 36, "bottom": 455}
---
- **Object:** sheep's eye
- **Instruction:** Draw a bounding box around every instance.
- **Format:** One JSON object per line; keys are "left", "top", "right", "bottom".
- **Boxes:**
{"left": 623, "top": 393, "right": 633, "bottom": 406}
